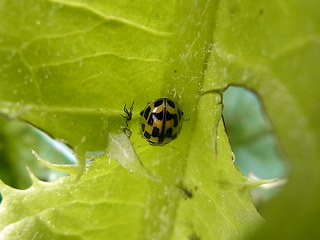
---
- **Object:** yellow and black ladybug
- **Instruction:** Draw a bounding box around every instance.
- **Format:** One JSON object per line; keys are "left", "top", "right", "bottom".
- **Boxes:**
{"left": 139, "top": 98, "right": 184, "bottom": 145}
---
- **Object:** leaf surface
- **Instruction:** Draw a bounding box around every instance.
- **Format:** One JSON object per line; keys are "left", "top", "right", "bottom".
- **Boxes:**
{"left": 0, "top": 0, "right": 319, "bottom": 239}
{"left": 207, "top": 1, "right": 320, "bottom": 238}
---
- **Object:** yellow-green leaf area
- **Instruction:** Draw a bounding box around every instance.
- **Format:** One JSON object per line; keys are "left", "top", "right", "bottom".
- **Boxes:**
{"left": 1, "top": 0, "right": 319, "bottom": 239}
{"left": 206, "top": 0, "right": 320, "bottom": 239}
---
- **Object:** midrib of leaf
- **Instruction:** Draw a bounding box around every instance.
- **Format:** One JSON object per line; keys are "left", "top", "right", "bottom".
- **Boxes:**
{"left": 137, "top": 0, "right": 264, "bottom": 239}
{"left": 135, "top": 0, "right": 221, "bottom": 239}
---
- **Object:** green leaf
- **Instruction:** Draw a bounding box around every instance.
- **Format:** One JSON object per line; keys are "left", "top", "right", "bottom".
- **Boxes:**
{"left": 207, "top": 0, "right": 320, "bottom": 239}
{"left": 0, "top": 0, "right": 319, "bottom": 240}
{"left": 223, "top": 86, "right": 287, "bottom": 209}
{"left": 0, "top": 115, "right": 73, "bottom": 189}
{"left": 223, "top": 86, "right": 286, "bottom": 180}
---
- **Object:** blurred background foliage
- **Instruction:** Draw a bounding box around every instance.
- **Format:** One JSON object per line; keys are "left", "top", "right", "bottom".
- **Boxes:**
{"left": 223, "top": 87, "right": 286, "bottom": 179}
{"left": 223, "top": 86, "right": 287, "bottom": 215}
{"left": 0, "top": 115, "right": 74, "bottom": 192}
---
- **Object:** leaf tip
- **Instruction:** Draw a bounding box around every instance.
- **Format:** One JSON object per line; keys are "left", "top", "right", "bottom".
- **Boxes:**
{"left": 26, "top": 166, "right": 41, "bottom": 185}
{"left": 31, "top": 149, "right": 79, "bottom": 176}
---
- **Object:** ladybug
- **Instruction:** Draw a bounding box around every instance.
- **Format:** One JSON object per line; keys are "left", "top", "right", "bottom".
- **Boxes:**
{"left": 139, "top": 98, "right": 184, "bottom": 145}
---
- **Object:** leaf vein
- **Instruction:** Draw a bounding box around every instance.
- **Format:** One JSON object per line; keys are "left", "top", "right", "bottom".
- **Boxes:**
{"left": 46, "top": 0, "right": 172, "bottom": 36}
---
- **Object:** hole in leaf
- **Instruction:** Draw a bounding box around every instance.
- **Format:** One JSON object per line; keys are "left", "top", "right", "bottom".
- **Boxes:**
{"left": 222, "top": 86, "right": 287, "bottom": 213}
{"left": 0, "top": 116, "right": 76, "bottom": 191}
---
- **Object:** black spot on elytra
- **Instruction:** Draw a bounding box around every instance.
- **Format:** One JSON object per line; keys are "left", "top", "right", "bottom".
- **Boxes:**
{"left": 147, "top": 113, "right": 155, "bottom": 126}
{"left": 154, "top": 99, "right": 163, "bottom": 107}
{"left": 173, "top": 115, "right": 178, "bottom": 127}
{"left": 166, "top": 111, "right": 173, "bottom": 120}
{"left": 139, "top": 110, "right": 144, "bottom": 116}
{"left": 167, "top": 100, "right": 175, "bottom": 108}
{"left": 155, "top": 111, "right": 163, "bottom": 120}
{"left": 166, "top": 112, "right": 179, "bottom": 127}
{"left": 144, "top": 131, "right": 151, "bottom": 139}
{"left": 166, "top": 128, "right": 172, "bottom": 138}
{"left": 152, "top": 127, "right": 160, "bottom": 137}
{"left": 141, "top": 123, "right": 145, "bottom": 132}
{"left": 144, "top": 106, "right": 151, "bottom": 120}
